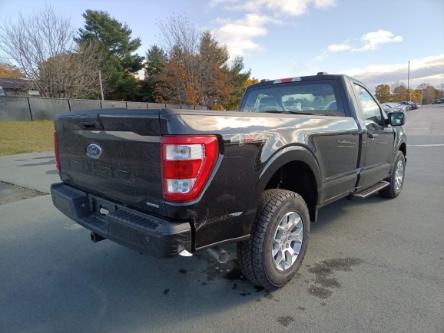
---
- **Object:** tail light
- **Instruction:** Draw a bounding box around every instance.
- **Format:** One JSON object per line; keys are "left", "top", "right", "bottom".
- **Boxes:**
{"left": 161, "top": 135, "right": 219, "bottom": 202}
{"left": 54, "top": 132, "right": 61, "bottom": 170}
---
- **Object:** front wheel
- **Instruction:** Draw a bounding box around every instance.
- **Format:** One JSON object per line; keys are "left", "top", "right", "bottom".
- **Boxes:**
{"left": 379, "top": 151, "right": 406, "bottom": 198}
{"left": 237, "top": 189, "right": 310, "bottom": 290}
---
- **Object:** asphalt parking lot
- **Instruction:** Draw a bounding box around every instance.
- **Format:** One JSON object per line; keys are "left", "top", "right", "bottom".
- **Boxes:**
{"left": 1, "top": 105, "right": 443, "bottom": 333}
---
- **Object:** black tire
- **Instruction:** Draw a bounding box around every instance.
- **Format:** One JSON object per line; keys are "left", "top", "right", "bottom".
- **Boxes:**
{"left": 237, "top": 189, "right": 310, "bottom": 290}
{"left": 379, "top": 151, "right": 406, "bottom": 198}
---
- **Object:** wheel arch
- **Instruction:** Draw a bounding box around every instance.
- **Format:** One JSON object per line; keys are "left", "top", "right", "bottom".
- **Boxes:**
{"left": 399, "top": 141, "right": 406, "bottom": 157}
{"left": 257, "top": 146, "right": 321, "bottom": 221}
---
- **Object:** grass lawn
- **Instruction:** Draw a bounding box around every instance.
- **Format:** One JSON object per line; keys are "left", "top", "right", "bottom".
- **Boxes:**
{"left": 0, "top": 121, "right": 54, "bottom": 156}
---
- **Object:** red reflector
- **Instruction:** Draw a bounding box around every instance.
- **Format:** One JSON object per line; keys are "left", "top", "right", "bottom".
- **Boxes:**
{"left": 54, "top": 132, "right": 61, "bottom": 170}
{"left": 163, "top": 159, "right": 202, "bottom": 178}
{"left": 161, "top": 135, "right": 219, "bottom": 202}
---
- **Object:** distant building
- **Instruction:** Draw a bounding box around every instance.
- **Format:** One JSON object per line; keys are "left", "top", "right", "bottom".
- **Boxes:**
{"left": 0, "top": 78, "right": 39, "bottom": 97}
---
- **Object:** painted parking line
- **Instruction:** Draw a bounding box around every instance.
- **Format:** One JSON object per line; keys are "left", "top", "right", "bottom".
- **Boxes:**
{"left": 408, "top": 144, "right": 444, "bottom": 147}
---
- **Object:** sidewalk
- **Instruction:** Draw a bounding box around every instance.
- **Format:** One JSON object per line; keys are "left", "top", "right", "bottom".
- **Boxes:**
{"left": 0, "top": 151, "right": 57, "bottom": 193}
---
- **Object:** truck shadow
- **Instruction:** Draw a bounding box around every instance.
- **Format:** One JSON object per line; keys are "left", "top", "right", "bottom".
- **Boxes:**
{"left": 2, "top": 219, "right": 285, "bottom": 333}
{"left": 312, "top": 195, "right": 387, "bottom": 232}
{"left": 4, "top": 195, "right": 389, "bottom": 333}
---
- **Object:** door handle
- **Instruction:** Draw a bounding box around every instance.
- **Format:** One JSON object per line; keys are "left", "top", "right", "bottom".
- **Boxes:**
{"left": 368, "top": 133, "right": 379, "bottom": 139}
{"left": 337, "top": 139, "right": 355, "bottom": 145}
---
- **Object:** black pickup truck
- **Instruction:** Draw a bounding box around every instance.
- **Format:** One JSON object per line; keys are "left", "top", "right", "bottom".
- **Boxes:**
{"left": 51, "top": 73, "right": 407, "bottom": 289}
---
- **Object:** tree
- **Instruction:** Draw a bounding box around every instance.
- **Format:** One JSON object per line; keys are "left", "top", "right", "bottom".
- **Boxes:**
{"left": 153, "top": 16, "right": 252, "bottom": 109}
{"left": 38, "top": 41, "right": 104, "bottom": 98}
{"left": 408, "top": 90, "right": 422, "bottom": 104}
{"left": 227, "top": 57, "right": 253, "bottom": 109}
{"left": 393, "top": 84, "right": 407, "bottom": 95}
{"left": 155, "top": 46, "right": 200, "bottom": 106}
{"left": 391, "top": 84, "right": 413, "bottom": 102}
{"left": 142, "top": 45, "right": 167, "bottom": 101}
{"left": 155, "top": 16, "right": 200, "bottom": 106}
{"left": 76, "top": 10, "right": 144, "bottom": 100}
{"left": 375, "top": 84, "right": 391, "bottom": 103}
{"left": 197, "top": 31, "right": 232, "bottom": 109}
{"left": 158, "top": 16, "right": 199, "bottom": 57}
{"left": 417, "top": 84, "right": 438, "bottom": 104}
{"left": 0, "top": 7, "right": 74, "bottom": 95}
{"left": 0, "top": 64, "right": 22, "bottom": 79}
{"left": 0, "top": 7, "right": 103, "bottom": 98}
{"left": 155, "top": 27, "right": 233, "bottom": 108}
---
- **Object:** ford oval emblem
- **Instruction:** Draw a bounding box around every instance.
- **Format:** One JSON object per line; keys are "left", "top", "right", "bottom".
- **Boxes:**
{"left": 86, "top": 143, "right": 102, "bottom": 159}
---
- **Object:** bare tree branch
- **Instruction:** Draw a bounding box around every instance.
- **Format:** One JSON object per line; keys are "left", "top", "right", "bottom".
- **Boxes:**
{"left": 38, "top": 41, "right": 104, "bottom": 98}
{"left": 0, "top": 6, "right": 101, "bottom": 98}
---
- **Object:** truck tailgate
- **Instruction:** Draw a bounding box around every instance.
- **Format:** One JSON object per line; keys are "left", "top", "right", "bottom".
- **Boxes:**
{"left": 55, "top": 109, "right": 163, "bottom": 212}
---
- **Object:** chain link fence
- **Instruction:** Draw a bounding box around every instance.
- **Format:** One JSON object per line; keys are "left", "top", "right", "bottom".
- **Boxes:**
{"left": 0, "top": 96, "right": 207, "bottom": 121}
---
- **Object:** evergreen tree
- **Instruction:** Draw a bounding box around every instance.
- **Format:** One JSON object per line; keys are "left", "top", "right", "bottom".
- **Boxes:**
{"left": 143, "top": 45, "right": 167, "bottom": 101}
{"left": 227, "top": 57, "right": 251, "bottom": 109}
{"left": 76, "top": 10, "right": 144, "bottom": 100}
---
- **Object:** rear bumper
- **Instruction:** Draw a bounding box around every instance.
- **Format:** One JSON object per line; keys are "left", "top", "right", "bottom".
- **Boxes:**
{"left": 51, "top": 183, "right": 192, "bottom": 257}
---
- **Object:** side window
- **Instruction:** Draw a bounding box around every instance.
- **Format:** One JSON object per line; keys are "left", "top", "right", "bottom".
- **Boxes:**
{"left": 353, "top": 84, "right": 383, "bottom": 126}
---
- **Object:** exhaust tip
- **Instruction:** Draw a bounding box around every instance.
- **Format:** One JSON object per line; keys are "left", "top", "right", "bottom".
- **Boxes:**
{"left": 207, "top": 246, "right": 230, "bottom": 264}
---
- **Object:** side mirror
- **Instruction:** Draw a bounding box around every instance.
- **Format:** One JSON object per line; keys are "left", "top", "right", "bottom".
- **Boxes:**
{"left": 388, "top": 111, "right": 405, "bottom": 126}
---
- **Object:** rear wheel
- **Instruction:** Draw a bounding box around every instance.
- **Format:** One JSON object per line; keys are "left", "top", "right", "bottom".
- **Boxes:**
{"left": 237, "top": 189, "right": 310, "bottom": 290}
{"left": 379, "top": 151, "right": 406, "bottom": 198}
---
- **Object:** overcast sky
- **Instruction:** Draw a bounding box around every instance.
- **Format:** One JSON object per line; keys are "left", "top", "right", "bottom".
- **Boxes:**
{"left": 1, "top": 0, "right": 443, "bottom": 90}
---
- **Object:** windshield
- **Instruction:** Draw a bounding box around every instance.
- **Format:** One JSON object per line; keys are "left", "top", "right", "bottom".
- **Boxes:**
{"left": 240, "top": 81, "right": 343, "bottom": 116}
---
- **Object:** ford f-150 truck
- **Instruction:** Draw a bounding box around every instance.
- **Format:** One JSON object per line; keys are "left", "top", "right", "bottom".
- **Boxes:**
{"left": 51, "top": 73, "right": 407, "bottom": 290}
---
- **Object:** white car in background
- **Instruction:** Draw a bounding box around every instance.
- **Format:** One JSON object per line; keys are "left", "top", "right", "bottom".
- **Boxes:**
{"left": 382, "top": 102, "right": 409, "bottom": 113}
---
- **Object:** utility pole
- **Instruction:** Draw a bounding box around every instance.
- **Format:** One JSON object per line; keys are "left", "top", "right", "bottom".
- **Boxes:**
{"left": 98, "top": 70, "right": 104, "bottom": 101}
{"left": 407, "top": 60, "right": 411, "bottom": 102}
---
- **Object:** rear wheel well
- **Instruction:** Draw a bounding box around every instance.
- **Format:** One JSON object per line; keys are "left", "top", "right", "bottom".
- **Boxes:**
{"left": 264, "top": 161, "right": 318, "bottom": 221}
{"left": 399, "top": 142, "right": 406, "bottom": 157}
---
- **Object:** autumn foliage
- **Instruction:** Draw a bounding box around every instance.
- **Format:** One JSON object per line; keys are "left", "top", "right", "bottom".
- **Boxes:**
{"left": 0, "top": 64, "right": 22, "bottom": 79}
{"left": 374, "top": 83, "right": 440, "bottom": 105}
{"left": 0, "top": 10, "right": 254, "bottom": 108}
{"left": 146, "top": 17, "right": 253, "bottom": 110}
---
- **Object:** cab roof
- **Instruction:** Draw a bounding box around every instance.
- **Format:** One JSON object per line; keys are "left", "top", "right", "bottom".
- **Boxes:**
{"left": 250, "top": 73, "right": 365, "bottom": 88}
